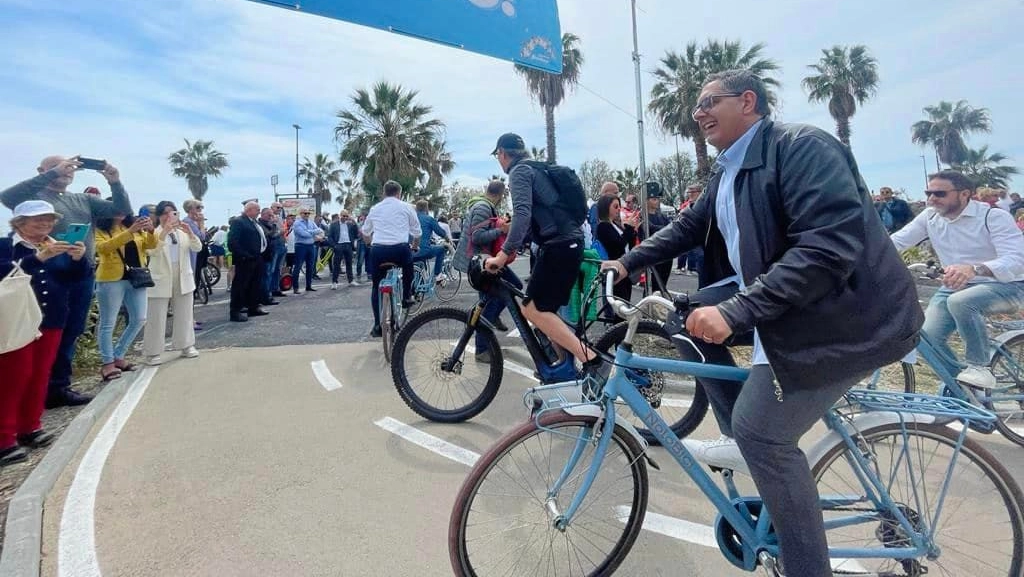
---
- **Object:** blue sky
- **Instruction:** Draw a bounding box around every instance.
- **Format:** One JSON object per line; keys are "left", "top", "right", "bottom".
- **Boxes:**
{"left": 1, "top": 0, "right": 1021, "bottom": 228}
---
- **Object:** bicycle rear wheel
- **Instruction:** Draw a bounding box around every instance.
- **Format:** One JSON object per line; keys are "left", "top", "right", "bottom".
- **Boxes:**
{"left": 812, "top": 422, "right": 1024, "bottom": 576}
{"left": 391, "top": 307, "right": 503, "bottom": 422}
{"left": 203, "top": 263, "right": 221, "bottom": 287}
{"left": 449, "top": 410, "right": 649, "bottom": 577}
{"left": 381, "top": 294, "right": 395, "bottom": 363}
{"left": 857, "top": 361, "right": 916, "bottom": 393}
{"left": 592, "top": 320, "right": 709, "bottom": 444}
{"left": 988, "top": 334, "right": 1024, "bottom": 447}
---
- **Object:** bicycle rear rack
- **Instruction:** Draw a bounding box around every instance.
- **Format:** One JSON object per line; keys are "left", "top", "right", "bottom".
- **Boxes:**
{"left": 843, "top": 388, "right": 997, "bottom": 424}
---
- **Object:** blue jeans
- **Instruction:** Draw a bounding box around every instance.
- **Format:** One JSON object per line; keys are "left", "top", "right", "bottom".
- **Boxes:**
{"left": 49, "top": 268, "right": 95, "bottom": 394}
{"left": 413, "top": 245, "right": 447, "bottom": 277}
{"left": 292, "top": 243, "right": 317, "bottom": 290}
{"left": 95, "top": 280, "right": 148, "bottom": 364}
{"left": 265, "top": 242, "right": 287, "bottom": 296}
{"left": 478, "top": 268, "right": 522, "bottom": 352}
{"left": 923, "top": 281, "right": 1024, "bottom": 374}
{"left": 355, "top": 239, "right": 369, "bottom": 277}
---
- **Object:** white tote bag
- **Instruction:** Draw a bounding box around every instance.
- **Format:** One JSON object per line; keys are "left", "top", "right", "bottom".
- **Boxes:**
{"left": 0, "top": 261, "right": 42, "bottom": 354}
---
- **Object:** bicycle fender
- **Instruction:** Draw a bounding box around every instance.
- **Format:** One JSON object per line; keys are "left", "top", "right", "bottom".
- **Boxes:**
{"left": 561, "top": 404, "right": 650, "bottom": 453}
{"left": 804, "top": 412, "right": 937, "bottom": 468}
{"left": 992, "top": 329, "right": 1024, "bottom": 348}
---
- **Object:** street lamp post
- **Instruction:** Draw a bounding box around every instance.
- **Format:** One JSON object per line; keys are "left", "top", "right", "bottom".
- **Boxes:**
{"left": 293, "top": 124, "right": 302, "bottom": 194}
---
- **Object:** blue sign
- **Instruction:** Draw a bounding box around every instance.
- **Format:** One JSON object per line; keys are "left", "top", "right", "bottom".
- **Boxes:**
{"left": 246, "top": 0, "right": 563, "bottom": 73}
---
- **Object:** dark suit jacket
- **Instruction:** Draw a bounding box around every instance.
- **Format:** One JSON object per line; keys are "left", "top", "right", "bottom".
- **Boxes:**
{"left": 228, "top": 216, "right": 267, "bottom": 261}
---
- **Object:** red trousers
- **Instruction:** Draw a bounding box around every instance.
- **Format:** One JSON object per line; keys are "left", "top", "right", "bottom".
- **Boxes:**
{"left": 0, "top": 329, "right": 62, "bottom": 449}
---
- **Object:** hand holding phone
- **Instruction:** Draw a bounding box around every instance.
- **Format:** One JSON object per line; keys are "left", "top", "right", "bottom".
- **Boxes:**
{"left": 78, "top": 157, "right": 107, "bottom": 171}
{"left": 55, "top": 223, "right": 91, "bottom": 245}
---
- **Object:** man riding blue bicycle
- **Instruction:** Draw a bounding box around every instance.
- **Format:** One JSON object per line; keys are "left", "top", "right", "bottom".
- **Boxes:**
{"left": 412, "top": 199, "right": 452, "bottom": 283}
{"left": 603, "top": 69, "right": 922, "bottom": 577}
{"left": 891, "top": 169, "right": 1024, "bottom": 389}
{"left": 361, "top": 180, "right": 421, "bottom": 338}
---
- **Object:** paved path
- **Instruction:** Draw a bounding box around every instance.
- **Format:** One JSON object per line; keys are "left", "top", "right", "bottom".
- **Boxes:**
{"left": 36, "top": 264, "right": 1024, "bottom": 576}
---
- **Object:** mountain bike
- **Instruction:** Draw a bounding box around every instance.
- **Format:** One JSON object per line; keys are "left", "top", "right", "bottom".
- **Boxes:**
{"left": 449, "top": 270, "right": 1024, "bottom": 576}
{"left": 389, "top": 257, "right": 707, "bottom": 441}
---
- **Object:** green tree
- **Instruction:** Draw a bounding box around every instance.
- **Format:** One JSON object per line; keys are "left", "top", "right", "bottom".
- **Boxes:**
{"left": 648, "top": 152, "right": 697, "bottom": 206}
{"left": 911, "top": 100, "right": 992, "bottom": 168}
{"left": 530, "top": 146, "right": 547, "bottom": 162}
{"left": 335, "top": 81, "right": 445, "bottom": 202}
{"left": 577, "top": 158, "right": 614, "bottom": 199}
{"left": 299, "top": 153, "right": 345, "bottom": 214}
{"left": 956, "top": 146, "right": 1019, "bottom": 189}
{"left": 802, "top": 45, "right": 879, "bottom": 147}
{"left": 514, "top": 32, "right": 584, "bottom": 164}
{"left": 613, "top": 167, "right": 642, "bottom": 198}
{"left": 167, "top": 139, "right": 229, "bottom": 201}
{"left": 419, "top": 138, "right": 456, "bottom": 194}
{"left": 649, "top": 40, "right": 780, "bottom": 180}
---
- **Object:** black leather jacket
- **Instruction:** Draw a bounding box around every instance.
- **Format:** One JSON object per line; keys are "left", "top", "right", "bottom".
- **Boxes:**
{"left": 621, "top": 120, "right": 923, "bottom": 390}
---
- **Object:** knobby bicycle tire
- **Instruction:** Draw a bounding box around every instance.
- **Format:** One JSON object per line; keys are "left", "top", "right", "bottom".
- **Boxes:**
{"left": 988, "top": 333, "right": 1024, "bottom": 447}
{"left": 449, "top": 410, "right": 649, "bottom": 577}
{"left": 592, "top": 320, "right": 710, "bottom": 444}
{"left": 811, "top": 422, "right": 1024, "bottom": 576}
{"left": 391, "top": 307, "right": 503, "bottom": 422}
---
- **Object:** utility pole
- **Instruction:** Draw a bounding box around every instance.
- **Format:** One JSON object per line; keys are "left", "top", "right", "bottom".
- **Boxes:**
{"left": 271, "top": 174, "right": 279, "bottom": 200}
{"left": 293, "top": 124, "right": 302, "bottom": 194}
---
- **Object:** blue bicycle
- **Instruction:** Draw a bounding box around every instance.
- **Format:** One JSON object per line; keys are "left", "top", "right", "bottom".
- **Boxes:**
{"left": 408, "top": 242, "right": 462, "bottom": 314}
{"left": 449, "top": 270, "right": 1024, "bottom": 576}
{"left": 378, "top": 262, "right": 406, "bottom": 364}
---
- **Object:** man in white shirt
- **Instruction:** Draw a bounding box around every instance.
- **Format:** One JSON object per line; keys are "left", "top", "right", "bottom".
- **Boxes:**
{"left": 892, "top": 170, "right": 1024, "bottom": 388}
{"left": 360, "top": 180, "right": 422, "bottom": 337}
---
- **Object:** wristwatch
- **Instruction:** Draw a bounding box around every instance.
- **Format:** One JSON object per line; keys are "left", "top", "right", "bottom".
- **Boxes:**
{"left": 973, "top": 265, "right": 987, "bottom": 277}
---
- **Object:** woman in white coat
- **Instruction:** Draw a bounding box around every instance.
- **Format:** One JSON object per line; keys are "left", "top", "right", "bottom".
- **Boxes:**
{"left": 143, "top": 201, "right": 201, "bottom": 366}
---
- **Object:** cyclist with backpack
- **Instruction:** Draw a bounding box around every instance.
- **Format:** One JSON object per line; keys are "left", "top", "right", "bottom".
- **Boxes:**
{"left": 484, "top": 133, "right": 601, "bottom": 368}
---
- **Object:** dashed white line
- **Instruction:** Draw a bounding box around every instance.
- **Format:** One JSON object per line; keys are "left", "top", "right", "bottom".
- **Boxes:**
{"left": 59, "top": 367, "right": 158, "bottom": 577}
{"left": 311, "top": 359, "right": 343, "bottom": 391}
{"left": 374, "top": 417, "right": 480, "bottom": 467}
{"left": 502, "top": 360, "right": 539, "bottom": 382}
{"left": 616, "top": 506, "right": 717, "bottom": 548}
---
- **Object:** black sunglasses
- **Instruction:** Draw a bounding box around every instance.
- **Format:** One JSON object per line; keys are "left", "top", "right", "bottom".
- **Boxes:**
{"left": 924, "top": 189, "right": 959, "bottom": 198}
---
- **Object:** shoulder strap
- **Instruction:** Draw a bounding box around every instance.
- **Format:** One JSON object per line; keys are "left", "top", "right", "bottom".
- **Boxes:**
{"left": 985, "top": 206, "right": 993, "bottom": 234}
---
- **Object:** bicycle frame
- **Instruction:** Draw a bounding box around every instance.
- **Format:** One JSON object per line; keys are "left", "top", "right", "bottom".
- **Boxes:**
{"left": 379, "top": 267, "right": 404, "bottom": 326}
{"left": 444, "top": 278, "right": 578, "bottom": 383}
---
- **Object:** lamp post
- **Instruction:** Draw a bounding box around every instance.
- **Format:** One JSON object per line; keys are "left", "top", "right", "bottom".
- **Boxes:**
{"left": 920, "top": 155, "right": 929, "bottom": 189}
{"left": 293, "top": 124, "right": 302, "bottom": 194}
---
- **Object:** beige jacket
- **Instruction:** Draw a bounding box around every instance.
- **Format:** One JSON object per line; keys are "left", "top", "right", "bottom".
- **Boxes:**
{"left": 146, "top": 226, "right": 201, "bottom": 298}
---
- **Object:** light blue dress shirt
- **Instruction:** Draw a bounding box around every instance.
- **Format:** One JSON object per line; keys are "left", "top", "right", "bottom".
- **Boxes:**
{"left": 710, "top": 119, "right": 769, "bottom": 365}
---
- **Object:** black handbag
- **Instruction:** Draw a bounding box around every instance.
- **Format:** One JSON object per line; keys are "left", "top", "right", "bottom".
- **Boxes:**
{"left": 118, "top": 245, "right": 155, "bottom": 288}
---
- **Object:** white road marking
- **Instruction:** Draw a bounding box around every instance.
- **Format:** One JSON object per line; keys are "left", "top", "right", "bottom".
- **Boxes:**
{"left": 506, "top": 328, "right": 520, "bottom": 339}
{"left": 503, "top": 360, "right": 539, "bottom": 382}
{"left": 659, "top": 397, "right": 693, "bottom": 409}
{"left": 616, "top": 506, "right": 717, "bottom": 548}
{"left": 311, "top": 359, "right": 343, "bottom": 391}
{"left": 59, "top": 367, "right": 158, "bottom": 577}
{"left": 374, "top": 417, "right": 480, "bottom": 467}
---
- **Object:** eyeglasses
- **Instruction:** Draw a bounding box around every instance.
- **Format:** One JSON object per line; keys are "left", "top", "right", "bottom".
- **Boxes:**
{"left": 691, "top": 92, "right": 744, "bottom": 120}
{"left": 924, "top": 189, "right": 959, "bottom": 198}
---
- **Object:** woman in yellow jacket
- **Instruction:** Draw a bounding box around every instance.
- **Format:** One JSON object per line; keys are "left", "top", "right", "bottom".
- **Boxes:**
{"left": 94, "top": 212, "right": 157, "bottom": 381}
{"left": 143, "top": 201, "right": 201, "bottom": 366}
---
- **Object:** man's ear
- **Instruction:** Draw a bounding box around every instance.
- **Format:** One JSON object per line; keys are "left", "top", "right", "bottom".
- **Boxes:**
{"left": 743, "top": 90, "right": 759, "bottom": 115}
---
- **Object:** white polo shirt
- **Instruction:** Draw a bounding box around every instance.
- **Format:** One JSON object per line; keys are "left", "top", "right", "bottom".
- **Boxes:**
{"left": 891, "top": 200, "right": 1024, "bottom": 283}
{"left": 361, "top": 197, "right": 422, "bottom": 246}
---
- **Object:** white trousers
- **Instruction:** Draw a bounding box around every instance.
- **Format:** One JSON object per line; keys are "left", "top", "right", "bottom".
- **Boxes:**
{"left": 143, "top": 269, "right": 195, "bottom": 356}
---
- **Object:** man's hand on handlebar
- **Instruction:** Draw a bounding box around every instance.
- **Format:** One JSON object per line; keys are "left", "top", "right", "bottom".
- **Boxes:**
{"left": 600, "top": 260, "right": 628, "bottom": 282}
{"left": 685, "top": 307, "right": 733, "bottom": 345}
{"left": 942, "top": 264, "right": 976, "bottom": 291}
{"left": 485, "top": 251, "right": 510, "bottom": 272}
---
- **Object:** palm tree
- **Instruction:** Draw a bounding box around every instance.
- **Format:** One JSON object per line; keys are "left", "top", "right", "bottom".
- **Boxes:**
{"left": 649, "top": 40, "right": 780, "bottom": 180}
{"left": 911, "top": 100, "right": 992, "bottom": 168}
{"left": 419, "top": 138, "right": 456, "bottom": 193}
{"left": 514, "top": 32, "right": 584, "bottom": 164}
{"left": 167, "top": 139, "right": 229, "bottom": 200}
{"left": 334, "top": 81, "right": 445, "bottom": 200}
{"left": 530, "top": 146, "right": 547, "bottom": 162}
{"left": 299, "top": 153, "right": 345, "bottom": 214}
{"left": 956, "top": 146, "right": 1019, "bottom": 189}
{"left": 334, "top": 177, "right": 355, "bottom": 207}
{"left": 613, "top": 167, "right": 642, "bottom": 197}
{"left": 802, "top": 45, "right": 879, "bottom": 147}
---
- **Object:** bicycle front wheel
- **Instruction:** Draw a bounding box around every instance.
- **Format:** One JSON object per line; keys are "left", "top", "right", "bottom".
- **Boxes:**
{"left": 450, "top": 410, "right": 649, "bottom": 577}
{"left": 391, "top": 307, "right": 503, "bottom": 422}
{"left": 592, "top": 320, "right": 709, "bottom": 444}
{"left": 381, "top": 294, "right": 395, "bottom": 364}
{"left": 812, "top": 422, "right": 1024, "bottom": 576}
{"left": 988, "top": 334, "right": 1024, "bottom": 447}
{"left": 436, "top": 262, "right": 462, "bottom": 302}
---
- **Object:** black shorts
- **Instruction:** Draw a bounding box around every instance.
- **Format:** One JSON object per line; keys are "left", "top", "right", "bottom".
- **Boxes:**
{"left": 525, "top": 240, "right": 584, "bottom": 313}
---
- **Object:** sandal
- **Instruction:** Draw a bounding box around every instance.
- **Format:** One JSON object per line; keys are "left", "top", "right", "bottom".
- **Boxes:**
{"left": 114, "top": 360, "right": 136, "bottom": 372}
{"left": 100, "top": 364, "right": 122, "bottom": 382}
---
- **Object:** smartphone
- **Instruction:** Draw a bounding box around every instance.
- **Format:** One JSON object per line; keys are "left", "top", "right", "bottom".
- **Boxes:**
{"left": 78, "top": 157, "right": 107, "bottom": 171}
{"left": 55, "top": 223, "right": 91, "bottom": 244}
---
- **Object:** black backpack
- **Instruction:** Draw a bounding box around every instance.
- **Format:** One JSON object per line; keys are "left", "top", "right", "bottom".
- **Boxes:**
{"left": 521, "top": 160, "right": 588, "bottom": 230}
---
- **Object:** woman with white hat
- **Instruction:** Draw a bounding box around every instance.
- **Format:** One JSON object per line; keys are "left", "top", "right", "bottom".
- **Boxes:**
{"left": 0, "top": 200, "right": 87, "bottom": 466}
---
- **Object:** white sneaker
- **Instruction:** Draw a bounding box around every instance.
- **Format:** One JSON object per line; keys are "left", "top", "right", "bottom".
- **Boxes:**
{"left": 957, "top": 365, "right": 997, "bottom": 389}
{"left": 146, "top": 355, "right": 163, "bottom": 366}
{"left": 349, "top": 281, "right": 360, "bottom": 287}
{"left": 681, "top": 435, "right": 748, "bottom": 474}
{"left": 181, "top": 346, "right": 199, "bottom": 359}
{"left": 330, "top": 283, "right": 338, "bottom": 290}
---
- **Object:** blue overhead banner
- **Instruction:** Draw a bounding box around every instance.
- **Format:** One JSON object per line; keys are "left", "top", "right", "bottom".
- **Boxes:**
{"left": 245, "top": 0, "right": 563, "bottom": 73}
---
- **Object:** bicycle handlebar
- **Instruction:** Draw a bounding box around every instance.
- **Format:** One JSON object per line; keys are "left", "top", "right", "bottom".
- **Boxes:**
{"left": 602, "top": 269, "right": 676, "bottom": 320}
